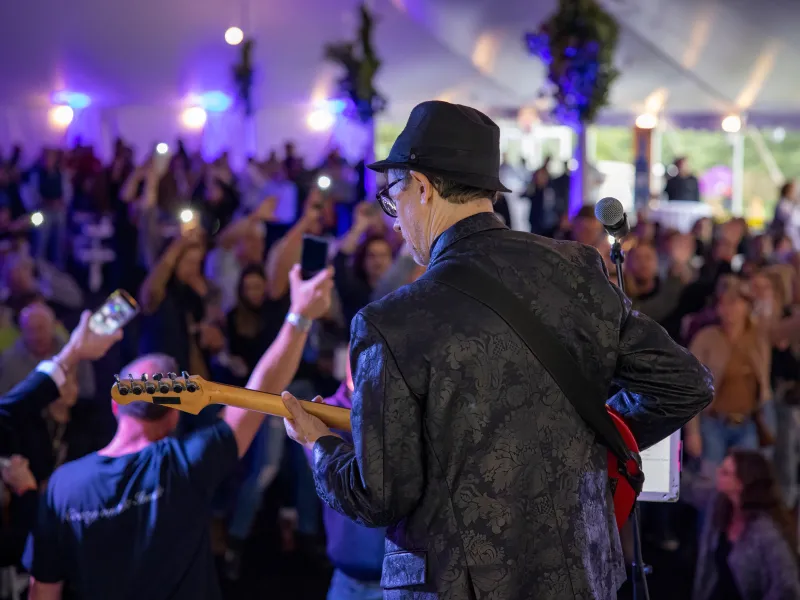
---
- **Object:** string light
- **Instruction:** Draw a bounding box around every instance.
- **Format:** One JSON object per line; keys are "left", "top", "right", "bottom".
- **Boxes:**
{"left": 307, "top": 108, "right": 335, "bottom": 131}
{"left": 225, "top": 27, "right": 244, "bottom": 46}
{"left": 635, "top": 113, "right": 657, "bottom": 129}
{"left": 721, "top": 115, "right": 742, "bottom": 133}
{"left": 181, "top": 106, "right": 207, "bottom": 129}
{"left": 49, "top": 105, "right": 74, "bottom": 128}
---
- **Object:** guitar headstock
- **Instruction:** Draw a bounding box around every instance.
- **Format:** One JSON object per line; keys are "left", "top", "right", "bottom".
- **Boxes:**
{"left": 110, "top": 371, "right": 211, "bottom": 415}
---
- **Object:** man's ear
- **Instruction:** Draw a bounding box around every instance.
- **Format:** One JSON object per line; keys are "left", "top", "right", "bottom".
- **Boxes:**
{"left": 409, "top": 171, "right": 434, "bottom": 205}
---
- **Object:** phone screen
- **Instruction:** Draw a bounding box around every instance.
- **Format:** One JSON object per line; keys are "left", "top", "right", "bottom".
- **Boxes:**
{"left": 301, "top": 235, "right": 329, "bottom": 279}
{"left": 89, "top": 289, "right": 140, "bottom": 335}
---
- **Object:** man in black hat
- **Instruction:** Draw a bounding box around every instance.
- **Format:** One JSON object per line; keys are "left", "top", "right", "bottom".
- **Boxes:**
{"left": 282, "top": 101, "right": 713, "bottom": 599}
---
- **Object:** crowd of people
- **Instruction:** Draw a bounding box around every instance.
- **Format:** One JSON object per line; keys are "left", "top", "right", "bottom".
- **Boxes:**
{"left": 0, "top": 135, "right": 799, "bottom": 599}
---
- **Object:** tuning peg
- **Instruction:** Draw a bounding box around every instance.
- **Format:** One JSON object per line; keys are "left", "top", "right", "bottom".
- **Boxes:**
{"left": 182, "top": 371, "right": 198, "bottom": 393}
{"left": 168, "top": 372, "right": 183, "bottom": 393}
{"left": 151, "top": 372, "right": 169, "bottom": 393}
{"left": 141, "top": 374, "right": 156, "bottom": 395}
{"left": 114, "top": 374, "right": 129, "bottom": 396}
{"left": 129, "top": 374, "right": 143, "bottom": 395}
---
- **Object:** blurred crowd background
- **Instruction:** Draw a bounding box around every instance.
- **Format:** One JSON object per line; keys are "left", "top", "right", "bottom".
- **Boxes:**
{"left": 2, "top": 138, "right": 800, "bottom": 599}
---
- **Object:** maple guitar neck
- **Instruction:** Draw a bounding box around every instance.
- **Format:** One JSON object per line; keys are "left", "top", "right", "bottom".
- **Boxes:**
{"left": 207, "top": 381, "right": 352, "bottom": 432}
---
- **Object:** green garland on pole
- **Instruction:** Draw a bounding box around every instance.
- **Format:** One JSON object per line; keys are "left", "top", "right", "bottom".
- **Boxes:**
{"left": 525, "top": 0, "right": 619, "bottom": 126}
{"left": 233, "top": 39, "right": 255, "bottom": 117}
{"left": 324, "top": 3, "right": 386, "bottom": 123}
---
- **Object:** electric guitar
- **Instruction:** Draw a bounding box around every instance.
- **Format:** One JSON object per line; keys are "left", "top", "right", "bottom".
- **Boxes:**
{"left": 111, "top": 372, "right": 642, "bottom": 529}
{"left": 605, "top": 407, "right": 643, "bottom": 530}
{"left": 110, "top": 372, "right": 351, "bottom": 431}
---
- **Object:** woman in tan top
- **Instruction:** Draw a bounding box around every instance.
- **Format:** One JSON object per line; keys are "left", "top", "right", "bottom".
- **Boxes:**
{"left": 685, "top": 276, "right": 771, "bottom": 465}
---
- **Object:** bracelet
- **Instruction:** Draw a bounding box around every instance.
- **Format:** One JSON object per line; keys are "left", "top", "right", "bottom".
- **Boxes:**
{"left": 286, "top": 312, "right": 313, "bottom": 333}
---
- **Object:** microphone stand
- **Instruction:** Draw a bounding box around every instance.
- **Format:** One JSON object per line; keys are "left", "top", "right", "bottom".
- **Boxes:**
{"left": 610, "top": 238, "right": 651, "bottom": 600}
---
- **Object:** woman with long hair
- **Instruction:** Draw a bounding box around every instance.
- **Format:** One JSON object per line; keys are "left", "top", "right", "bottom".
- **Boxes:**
{"left": 684, "top": 277, "right": 772, "bottom": 463}
{"left": 692, "top": 450, "right": 799, "bottom": 600}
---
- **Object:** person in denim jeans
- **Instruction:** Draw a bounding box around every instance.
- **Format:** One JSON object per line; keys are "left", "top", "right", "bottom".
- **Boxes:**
{"left": 25, "top": 150, "right": 71, "bottom": 270}
{"left": 304, "top": 357, "right": 384, "bottom": 600}
{"left": 685, "top": 277, "right": 772, "bottom": 465}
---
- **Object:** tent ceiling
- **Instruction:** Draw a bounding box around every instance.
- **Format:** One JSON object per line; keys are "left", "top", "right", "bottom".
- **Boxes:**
{"left": 0, "top": 0, "right": 797, "bottom": 122}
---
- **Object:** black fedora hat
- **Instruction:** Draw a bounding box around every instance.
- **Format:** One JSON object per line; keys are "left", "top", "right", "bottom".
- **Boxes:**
{"left": 368, "top": 100, "right": 511, "bottom": 193}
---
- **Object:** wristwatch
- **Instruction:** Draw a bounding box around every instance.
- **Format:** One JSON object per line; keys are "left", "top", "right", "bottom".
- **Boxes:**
{"left": 286, "top": 312, "right": 313, "bottom": 333}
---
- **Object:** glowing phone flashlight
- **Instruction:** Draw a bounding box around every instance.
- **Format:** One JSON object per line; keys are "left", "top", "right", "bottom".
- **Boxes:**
{"left": 317, "top": 175, "right": 331, "bottom": 190}
{"left": 30, "top": 212, "right": 44, "bottom": 227}
{"left": 179, "top": 209, "right": 194, "bottom": 224}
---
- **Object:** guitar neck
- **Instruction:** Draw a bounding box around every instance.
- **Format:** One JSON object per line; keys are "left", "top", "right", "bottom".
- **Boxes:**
{"left": 206, "top": 382, "right": 352, "bottom": 432}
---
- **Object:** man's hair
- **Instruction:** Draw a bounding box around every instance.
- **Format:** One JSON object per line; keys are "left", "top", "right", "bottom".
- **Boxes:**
{"left": 115, "top": 353, "right": 179, "bottom": 421}
{"left": 389, "top": 169, "right": 496, "bottom": 205}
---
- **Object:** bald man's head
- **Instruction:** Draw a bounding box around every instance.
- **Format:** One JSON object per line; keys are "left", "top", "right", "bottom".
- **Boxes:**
{"left": 20, "top": 302, "right": 55, "bottom": 358}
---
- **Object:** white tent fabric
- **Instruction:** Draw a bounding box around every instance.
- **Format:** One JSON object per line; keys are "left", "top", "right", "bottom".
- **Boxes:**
{"left": 0, "top": 0, "right": 796, "bottom": 163}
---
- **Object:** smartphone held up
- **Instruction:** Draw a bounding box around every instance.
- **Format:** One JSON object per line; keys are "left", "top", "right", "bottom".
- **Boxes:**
{"left": 301, "top": 235, "right": 330, "bottom": 280}
{"left": 89, "top": 289, "right": 140, "bottom": 335}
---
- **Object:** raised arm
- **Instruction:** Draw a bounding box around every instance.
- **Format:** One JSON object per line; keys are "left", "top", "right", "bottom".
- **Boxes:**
{"left": 119, "top": 165, "right": 148, "bottom": 204}
{"left": 265, "top": 197, "right": 323, "bottom": 300}
{"left": 0, "top": 310, "right": 121, "bottom": 432}
{"left": 214, "top": 196, "right": 276, "bottom": 251}
{"left": 138, "top": 231, "right": 199, "bottom": 315}
{"left": 222, "top": 265, "right": 333, "bottom": 457}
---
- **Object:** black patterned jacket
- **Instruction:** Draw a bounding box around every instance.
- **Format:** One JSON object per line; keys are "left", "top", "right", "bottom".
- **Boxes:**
{"left": 312, "top": 212, "right": 713, "bottom": 599}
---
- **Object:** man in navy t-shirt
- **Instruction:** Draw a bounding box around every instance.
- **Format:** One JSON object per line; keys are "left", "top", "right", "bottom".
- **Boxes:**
{"left": 23, "top": 264, "right": 334, "bottom": 600}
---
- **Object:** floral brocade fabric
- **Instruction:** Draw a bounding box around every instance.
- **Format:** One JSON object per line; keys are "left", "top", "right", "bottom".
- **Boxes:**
{"left": 313, "top": 213, "right": 713, "bottom": 599}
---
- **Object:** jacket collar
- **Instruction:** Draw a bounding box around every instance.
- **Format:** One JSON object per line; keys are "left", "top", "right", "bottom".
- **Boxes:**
{"left": 428, "top": 212, "right": 507, "bottom": 267}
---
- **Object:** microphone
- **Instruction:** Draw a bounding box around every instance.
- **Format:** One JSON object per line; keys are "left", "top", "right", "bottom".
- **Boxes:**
{"left": 594, "top": 197, "right": 630, "bottom": 240}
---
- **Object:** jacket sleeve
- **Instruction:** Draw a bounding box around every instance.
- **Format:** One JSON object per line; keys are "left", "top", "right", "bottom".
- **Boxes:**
{"left": 607, "top": 289, "right": 714, "bottom": 450}
{"left": 311, "top": 312, "right": 424, "bottom": 528}
{"left": 0, "top": 369, "right": 61, "bottom": 432}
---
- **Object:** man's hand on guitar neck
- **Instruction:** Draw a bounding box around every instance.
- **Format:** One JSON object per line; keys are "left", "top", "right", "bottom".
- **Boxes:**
{"left": 282, "top": 393, "right": 339, "bottom": 450}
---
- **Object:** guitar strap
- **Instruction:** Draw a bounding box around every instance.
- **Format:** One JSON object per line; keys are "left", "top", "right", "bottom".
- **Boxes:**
{"left": 421, "top": 261, "right": 643, "bottom": 489}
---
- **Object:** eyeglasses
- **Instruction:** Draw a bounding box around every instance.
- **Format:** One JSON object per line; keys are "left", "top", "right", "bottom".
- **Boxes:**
{"left": 376, "top": 178, "right": 404, "bottom": 218}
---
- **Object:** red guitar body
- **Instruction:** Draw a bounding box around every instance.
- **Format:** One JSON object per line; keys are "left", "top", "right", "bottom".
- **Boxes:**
{"left": 605, "top": 407, "right": 643, "bottom": 529}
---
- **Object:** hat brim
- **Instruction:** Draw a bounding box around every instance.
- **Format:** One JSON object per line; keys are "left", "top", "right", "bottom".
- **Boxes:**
{"left": 367, "top": 159, "right": 511, "bottom": 193}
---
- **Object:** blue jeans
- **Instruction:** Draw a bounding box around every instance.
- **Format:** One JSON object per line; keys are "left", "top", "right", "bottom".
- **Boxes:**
{"left": 35, "top": 209, "right": 68, "bottom": 269}
{"left": 327, "top": 570, "right": 382, "bottom": 600}
{"left": 227, "top": 416, "right": 285, "bottom": 540}
{"left": 285, "top": 379, "right": 321, "bottom": 537}
{"left": 701, "top": 415, "right": 759, "bottom": 465}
